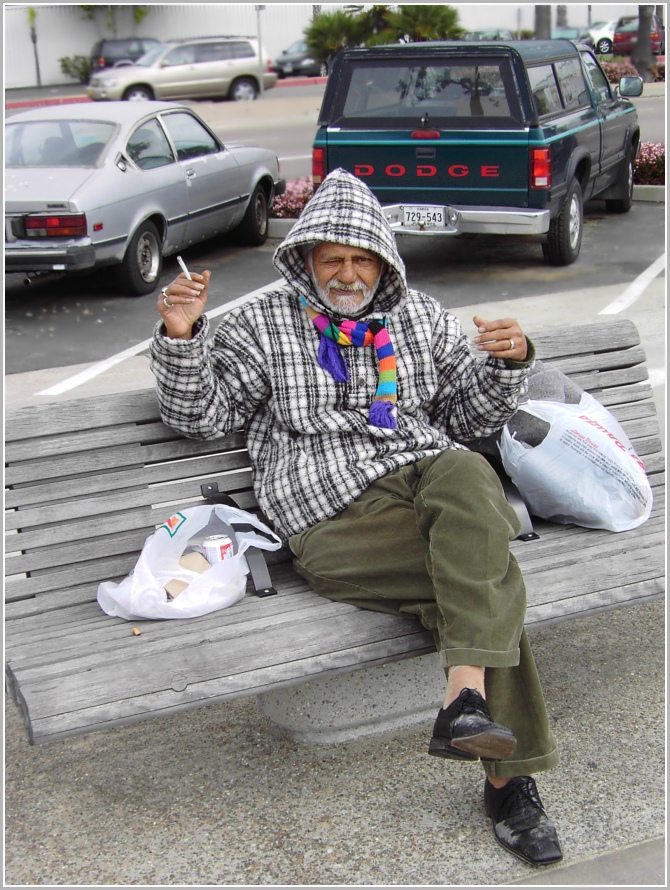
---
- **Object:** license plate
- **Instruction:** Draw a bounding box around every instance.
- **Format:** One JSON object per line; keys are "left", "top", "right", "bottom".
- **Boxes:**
{"left": 402, "top": 205, "right": 445, "bottom": 227}
{"left": 284, "top": 64, "right": 293, "bottom": 74}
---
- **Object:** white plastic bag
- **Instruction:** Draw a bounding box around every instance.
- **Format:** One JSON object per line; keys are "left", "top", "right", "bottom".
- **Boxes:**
{"left": 499, "top": 392, "right": 653, "bottom": 532}
{"left": 97, "top": 504, "right": 282, "bottom": 620}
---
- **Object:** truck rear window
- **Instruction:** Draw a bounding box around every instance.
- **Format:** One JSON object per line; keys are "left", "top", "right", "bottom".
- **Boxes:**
{"left": 330, "top": 56, "right": 524, "bottom": 129}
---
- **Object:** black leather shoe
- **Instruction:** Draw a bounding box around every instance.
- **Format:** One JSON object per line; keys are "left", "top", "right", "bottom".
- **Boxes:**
{"left": 428, "top": 688, "right": 517, "bottom": 761}
{"left": 484, "top": 776, "right": 563, "bottom": 866}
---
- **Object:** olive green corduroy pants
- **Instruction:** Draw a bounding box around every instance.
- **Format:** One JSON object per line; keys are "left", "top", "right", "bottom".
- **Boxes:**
{"left": 289, "top": 449, "right": 559, "bottom": 778}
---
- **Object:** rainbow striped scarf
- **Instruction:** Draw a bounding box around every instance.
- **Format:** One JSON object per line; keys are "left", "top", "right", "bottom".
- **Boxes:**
{"left": 301, "top": 296, "right": 398, "bottom": 429}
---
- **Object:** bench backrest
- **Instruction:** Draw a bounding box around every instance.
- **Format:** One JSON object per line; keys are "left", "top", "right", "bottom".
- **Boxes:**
{"left": 5, "top": 319, "right": 663, "bottom": 623}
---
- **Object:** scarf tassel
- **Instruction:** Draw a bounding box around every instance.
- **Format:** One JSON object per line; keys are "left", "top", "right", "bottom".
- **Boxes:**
{"left": 369, "top": 400, "right": 397, "bottom": 430}
{"left": 318, "top": 334, "right": 349, "bottom": 383}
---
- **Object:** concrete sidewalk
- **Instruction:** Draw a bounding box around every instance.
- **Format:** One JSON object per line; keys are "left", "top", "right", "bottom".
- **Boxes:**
{"left": 4, "top": 601, "right": 665, "bottom": 885}
{"left": 5, "top": 267, "right": 665, "bottom": 885}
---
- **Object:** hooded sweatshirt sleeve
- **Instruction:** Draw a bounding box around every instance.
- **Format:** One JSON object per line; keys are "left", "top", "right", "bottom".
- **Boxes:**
{"left": 150, "top": 310, "right": 271, "bottom": 439}
{"left": 428, "top": 302, "right": 534, "bottom": 442}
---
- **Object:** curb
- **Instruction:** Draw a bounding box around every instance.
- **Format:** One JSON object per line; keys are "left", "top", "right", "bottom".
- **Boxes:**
{"left": 5, "top": 94, "right": 91, "bottom": 109}
{"left": 633, "top": 184, "right": 665, "bottom": 201}
{"left": 268, "top": 218, "right": 296, "bottom": 238}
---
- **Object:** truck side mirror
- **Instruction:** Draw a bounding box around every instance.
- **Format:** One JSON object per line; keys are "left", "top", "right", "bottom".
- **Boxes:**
{"left": 618, "top": 76, "right": 643, "bottom": 98}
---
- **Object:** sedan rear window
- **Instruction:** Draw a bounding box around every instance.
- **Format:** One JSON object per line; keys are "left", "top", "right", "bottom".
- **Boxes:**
{"left": 331, "top": 56, "right": 523, "bottom": 128}
{"left": 5, "top": 120, "right": 116, "bottom": 167}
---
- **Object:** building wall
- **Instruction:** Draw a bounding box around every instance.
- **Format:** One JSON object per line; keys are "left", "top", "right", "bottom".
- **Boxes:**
{"left": 4, "top": 3, "right": 329, "bottom": 89}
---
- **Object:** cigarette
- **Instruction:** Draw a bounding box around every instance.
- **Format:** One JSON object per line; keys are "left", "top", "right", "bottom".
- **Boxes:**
{"left": 176, "top": 255, "right": 192, "bottom": 280}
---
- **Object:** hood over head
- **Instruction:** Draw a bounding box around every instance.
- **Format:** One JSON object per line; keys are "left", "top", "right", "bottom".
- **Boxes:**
{"left": 273, "top": 168, "right": 407, "bottom": 316}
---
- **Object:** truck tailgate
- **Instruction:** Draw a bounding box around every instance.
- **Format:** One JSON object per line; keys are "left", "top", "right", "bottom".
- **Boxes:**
{"left": 321, "top": 128, "right": 532, "bottom": 207}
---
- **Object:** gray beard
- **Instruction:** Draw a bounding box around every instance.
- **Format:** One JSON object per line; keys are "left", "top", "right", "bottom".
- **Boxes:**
{"left": 309, "top": 268, "right": 381, "bottom": 318}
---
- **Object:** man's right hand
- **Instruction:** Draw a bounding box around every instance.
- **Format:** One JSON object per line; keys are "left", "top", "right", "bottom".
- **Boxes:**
{"left": 157, "top": 270, "right": 210, "bottom": 339}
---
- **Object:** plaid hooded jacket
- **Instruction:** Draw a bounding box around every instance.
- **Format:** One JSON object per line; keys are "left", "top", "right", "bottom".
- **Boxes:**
{"left": 150, "top": 169, "right": 533, "bottom": 539}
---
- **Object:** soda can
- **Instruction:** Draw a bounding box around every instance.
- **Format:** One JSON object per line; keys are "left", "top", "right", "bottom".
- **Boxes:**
{"left": 203, "top": 534, "right": 234, "bottom": 565}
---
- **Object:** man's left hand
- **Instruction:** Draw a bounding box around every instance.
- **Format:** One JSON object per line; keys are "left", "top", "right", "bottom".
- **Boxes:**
{"left": 473, "top": 315, "right": 528, "bottom": 362}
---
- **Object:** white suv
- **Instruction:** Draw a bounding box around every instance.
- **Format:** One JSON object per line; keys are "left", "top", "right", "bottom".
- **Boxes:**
{"left": 87, "top": 36, "right": 277, "bottom": 102}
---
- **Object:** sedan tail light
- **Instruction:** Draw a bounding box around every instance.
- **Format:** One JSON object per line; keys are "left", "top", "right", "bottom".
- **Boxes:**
{"left": 312, "top": 147, "right": 325, "bottom": 186}
{"left": 24, "top": 213, "right": 87, "bottom": 237}
{"left": 531, "top": 148, "right": 551, "bottom": 189}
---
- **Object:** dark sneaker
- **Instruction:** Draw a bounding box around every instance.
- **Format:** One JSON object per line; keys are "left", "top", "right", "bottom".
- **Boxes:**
{"left": 428, "top": 688, "right": 517, "bottom": 761}
{"left": 484, "top": 776, "right": 563, "bottom": 866}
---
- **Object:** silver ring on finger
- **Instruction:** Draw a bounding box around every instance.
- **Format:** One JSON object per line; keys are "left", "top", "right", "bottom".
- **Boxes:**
{"left": 509, "top": 338, "right": 515, "bottom": 351}
{"left": 161, "top": 288, "right": 173, "bottom": 309}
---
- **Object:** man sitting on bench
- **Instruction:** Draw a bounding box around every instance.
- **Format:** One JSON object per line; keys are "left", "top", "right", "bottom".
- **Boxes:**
{"left": 150, "top": 168, "right": 562, "bottom": 867}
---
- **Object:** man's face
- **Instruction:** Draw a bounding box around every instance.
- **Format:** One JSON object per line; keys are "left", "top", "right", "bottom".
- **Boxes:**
{"left": 307, "top": 242, "right": 384, "bottom": 315}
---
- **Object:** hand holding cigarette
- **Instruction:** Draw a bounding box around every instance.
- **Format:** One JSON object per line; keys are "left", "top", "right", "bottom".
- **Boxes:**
{"left": 157, "top": 258, "right": 210, "bottom": 340}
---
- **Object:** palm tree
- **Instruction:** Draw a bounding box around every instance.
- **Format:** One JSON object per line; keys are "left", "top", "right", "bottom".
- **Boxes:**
{"left": 306, "top": 5, "right": 464, "bottom": 68}
{"left": 381, "top": 5, "right": 464, "bottom": 43}
{"left": 304, "top": 8, "right": 370, "bottom": 70}
{"left": 534, "top": 5, "right": 551, "bottom": 39}
{"left": 632, "top": 5, "right": 655, "bottom": 82}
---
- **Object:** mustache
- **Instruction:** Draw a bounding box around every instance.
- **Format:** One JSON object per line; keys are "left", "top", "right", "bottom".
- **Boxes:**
{"left": 326, "top": 278, "right": 368, "bottom": 292}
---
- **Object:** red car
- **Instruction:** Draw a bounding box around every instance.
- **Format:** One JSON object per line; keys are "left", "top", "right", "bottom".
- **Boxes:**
{"left": 613, "top": 15, "right": 665, "bottom": 55}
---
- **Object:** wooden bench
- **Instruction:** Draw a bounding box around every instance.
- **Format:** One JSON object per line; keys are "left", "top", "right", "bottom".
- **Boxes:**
{"left": 5, "top": 319, "right": 664, "bottom": 746}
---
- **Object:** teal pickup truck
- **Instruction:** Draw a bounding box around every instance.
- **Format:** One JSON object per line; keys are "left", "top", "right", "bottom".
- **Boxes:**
{"left": 312, "top": 40, "right": 643, "bottom": 265}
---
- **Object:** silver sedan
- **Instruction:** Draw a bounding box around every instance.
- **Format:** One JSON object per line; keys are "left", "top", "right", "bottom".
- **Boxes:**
{"left": 5, "top": 102, "right": 285, "bottom": 295}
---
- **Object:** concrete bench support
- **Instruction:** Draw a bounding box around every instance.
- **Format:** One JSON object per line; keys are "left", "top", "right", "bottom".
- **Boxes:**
{"left": 258, "top": 653, "right": 445, "bottom": 744}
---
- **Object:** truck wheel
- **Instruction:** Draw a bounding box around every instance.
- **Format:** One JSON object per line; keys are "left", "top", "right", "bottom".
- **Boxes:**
{"left": 235, "top": 184, "right": 268, "bottom": 245}
{"left": 542, "top": 178, "right": 583, "bottom": 266}
{"left": 117, "top": 220, "right": 163, "bottom": 295}
{"left": 606, "top": 150, "right": 635, "bottom": 214}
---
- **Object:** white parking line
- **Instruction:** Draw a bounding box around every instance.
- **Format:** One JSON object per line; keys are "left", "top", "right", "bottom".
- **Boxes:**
{"left": 599, "top": 253, "right": 666, "bottom": 314}
{"left": 37, "top": 278, "right": 285, "bottom": 396}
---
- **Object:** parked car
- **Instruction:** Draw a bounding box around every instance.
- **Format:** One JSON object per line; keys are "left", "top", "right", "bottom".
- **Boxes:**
{"left": 89, "top": 37, "right": 161, "bottom": 73}
{"left": 87, "top": 36, "right": 277, "bottom": 103}
{"left": 586, "top": 20, "right": 617, "bottom": 55}
{"left": 613, "top": 14, "right": 665, "bottom": 55}
{"left": 313, "top": 40, "right": 643, "bottom": 266}
{"left": 273, "top": 39, "right": 324, "bottom": 78}
{"left": 464, "top": 29, "right": 515, "bottom": 41}
{"left": 5, "top": 102, "right": 285, "bottom": 295}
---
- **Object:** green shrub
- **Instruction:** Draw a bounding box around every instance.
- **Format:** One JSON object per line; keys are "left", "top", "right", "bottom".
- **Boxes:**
{"left": 59, "top": 55, "right": 90, "bottom": 84}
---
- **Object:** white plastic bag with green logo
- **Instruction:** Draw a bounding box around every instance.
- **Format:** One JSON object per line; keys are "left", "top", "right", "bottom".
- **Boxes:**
{"left": 97, "top": 504, "right": 281, "bottom": 620}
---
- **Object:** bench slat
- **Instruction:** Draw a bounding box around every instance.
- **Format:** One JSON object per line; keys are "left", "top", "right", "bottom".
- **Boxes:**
{"left": 5, "top": 488, "right": 260, "bottom": 554}
{"left": 5, "top": 389, "right": 162, "bottom": 440}
{"left": 5, "top": 421, "right": 175, "bottom": 462}
{"left": 5, "top": 434, "right": 247, "bottom": 486}
{"left": 5, "top": 468, "right": 255, "bottom": 532}
{"left": 18, "top": 630, "right": 438, "bottom": 745}
{"left": 529, "top": 318, "right": 640, "bottom": 356}
{"left": 5, "top": 450, "right": 253, "bottom": 509}
{"left": 10, "top": 607, "right": 431, "bottom": 715}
